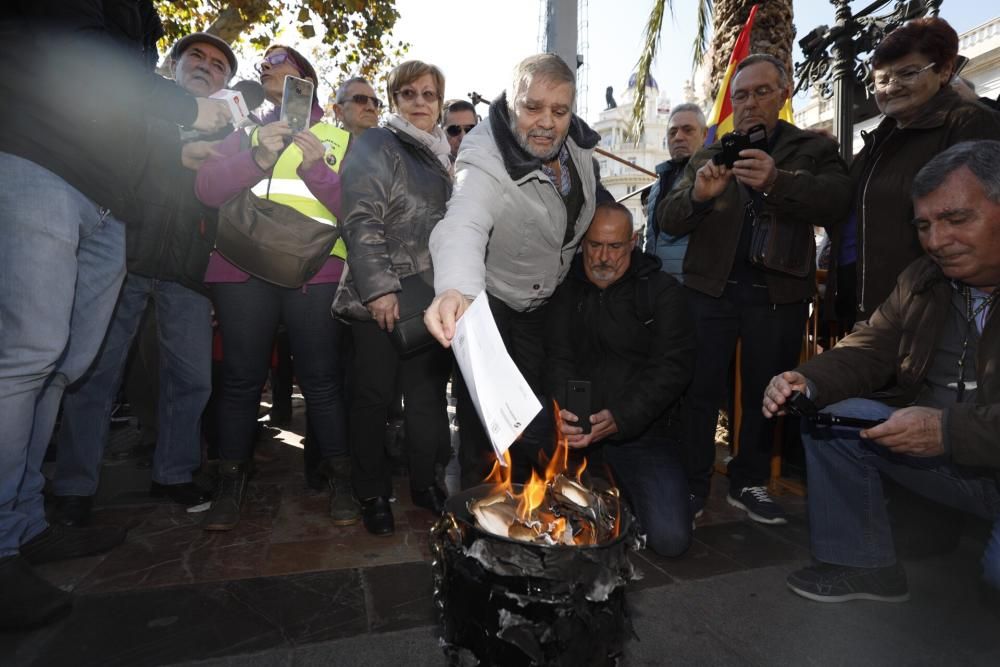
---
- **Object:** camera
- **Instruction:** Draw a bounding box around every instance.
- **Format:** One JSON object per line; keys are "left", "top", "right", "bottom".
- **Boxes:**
{"left": 712, "top": 124, "right": 768, "bottom": 169}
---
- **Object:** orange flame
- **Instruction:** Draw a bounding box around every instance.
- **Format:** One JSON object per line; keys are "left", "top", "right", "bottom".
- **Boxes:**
{"left": 575, "top": 457, "right": 587, "bottom": 484}
{"left": 516, "top": 469, "right": 547, "bottom": 520}
{"left": 484, "top": 449, "right": 512, "bottom": 493}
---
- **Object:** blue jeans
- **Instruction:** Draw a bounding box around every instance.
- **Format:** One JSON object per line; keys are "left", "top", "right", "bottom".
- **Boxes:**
{"left": 0, "top": 152, "right": 126, "bottom": 557}
{"left": 55, "top": 274, "right": 212, "bottom": 493}
{"left": 604, "top": 436, "right": 692, "bottom": 557}
{"left": 803, "top": 398, "right": 1000, "bottom": 583}
{"left": 211, "top": 279, "right": 347, "bottom": 462}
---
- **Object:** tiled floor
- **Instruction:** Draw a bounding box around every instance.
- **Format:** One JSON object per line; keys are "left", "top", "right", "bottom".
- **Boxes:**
{"left": 6, "top": 407, "right": 820, "bottom": 666}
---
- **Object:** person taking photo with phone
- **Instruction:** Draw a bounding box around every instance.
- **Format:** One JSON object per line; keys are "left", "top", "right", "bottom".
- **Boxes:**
{"left": 194, "top": 44, "right": 355, "bottom": 532}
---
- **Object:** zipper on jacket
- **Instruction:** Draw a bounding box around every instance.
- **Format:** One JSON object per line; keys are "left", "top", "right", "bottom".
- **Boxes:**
{"left": 858, "top": 145, "right": 887, "bottom": 315}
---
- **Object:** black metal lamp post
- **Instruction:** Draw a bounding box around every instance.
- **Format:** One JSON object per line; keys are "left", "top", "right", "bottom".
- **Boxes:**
{"left": 794, "top": 0, "right": 943, "bottom": 161}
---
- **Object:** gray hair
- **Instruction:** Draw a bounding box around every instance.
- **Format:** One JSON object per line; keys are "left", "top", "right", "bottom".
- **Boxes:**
{"left": 668, "top": 103, "right": 707, "bottom": 128}
{"left": 335, "top": 76, "right": 372, "bottom": 104}
{"left": 912, "top": 140, "right": 1000, "bottom": 204}
{"left": 508, "top": 53, "right": 576, "bottom": 113}
{"left": 735, "top": 53, "right": 789, "bottom": 89}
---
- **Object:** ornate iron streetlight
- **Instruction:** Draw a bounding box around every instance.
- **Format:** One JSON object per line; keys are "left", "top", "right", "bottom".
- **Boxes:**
{"left": 794, "top": 0, "right": 943, "bottom": 160}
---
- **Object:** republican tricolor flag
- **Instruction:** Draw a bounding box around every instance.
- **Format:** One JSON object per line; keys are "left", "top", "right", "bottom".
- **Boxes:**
{"left": 705, "top": 4, "right": 794, "bottom": 145}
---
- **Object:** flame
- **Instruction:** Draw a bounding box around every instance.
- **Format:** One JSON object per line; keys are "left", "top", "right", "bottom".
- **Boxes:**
{"left": 545, "top": 399, "right": 570, "bottom": 481}
{"left": 484, "top": 448, "right": 512, "bottom": 493}
{"left": 575, "top": 457, "right": 587, "bottom": 484}
{"left": 516, "top": 469, "right": 547, "bottom": 520}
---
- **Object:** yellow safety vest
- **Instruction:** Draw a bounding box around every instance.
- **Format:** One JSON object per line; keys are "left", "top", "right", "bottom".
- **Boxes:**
{"left": 250, "top": 122, "right": 349, "bottom": 260}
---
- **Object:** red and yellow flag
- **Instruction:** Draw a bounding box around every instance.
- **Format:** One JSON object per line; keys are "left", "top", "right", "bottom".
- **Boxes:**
{"left": 705, "top": 4, "right": 793, "bottom": 145}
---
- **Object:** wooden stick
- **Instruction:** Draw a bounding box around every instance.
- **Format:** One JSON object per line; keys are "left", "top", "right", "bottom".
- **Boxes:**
{"left": 595, "top": 147, "right": 657, "bottom": 178}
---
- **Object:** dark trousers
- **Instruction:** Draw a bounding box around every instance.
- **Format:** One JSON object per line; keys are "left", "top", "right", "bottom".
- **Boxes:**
{"left": 349, "top": 320, "right": 451, "bottom": 499}
{"left": 211, "top": 279, "right": 348, "bottom": 462}
{"left": 685, "top": 285, "right": 807, "bottom": 494}
{"left": 456, "top": 294, "right": 548, "bottom": 490}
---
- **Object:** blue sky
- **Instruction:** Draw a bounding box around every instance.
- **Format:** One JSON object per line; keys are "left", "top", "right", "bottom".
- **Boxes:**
{"left": 392, "top": 0, "right": 998, "bottom": 124}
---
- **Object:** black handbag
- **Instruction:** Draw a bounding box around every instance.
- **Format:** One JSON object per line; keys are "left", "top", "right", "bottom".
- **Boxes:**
{"left": 214, "top": 133, "right": 340, "bottom": 288}
{"left": 747, "top": 204, "right": 813, "bottom": 278}
{"left": 388, "top": 271, "right": 436, "bottom": 355}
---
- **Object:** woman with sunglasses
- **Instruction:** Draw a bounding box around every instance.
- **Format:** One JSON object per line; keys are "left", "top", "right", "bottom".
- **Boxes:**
{"left": 333, "top": 60, "right": 453, "bottom": 536}
{"left": 825, "top": 17, "right": 1000, "bottom": 333}
{"left": 194, "top": 45, "right": 355, "bottom": 531}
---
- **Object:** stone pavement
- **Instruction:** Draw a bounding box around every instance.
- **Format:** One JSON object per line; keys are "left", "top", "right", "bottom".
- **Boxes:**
{"left": 2, "top": 404, "right": 997, "bottom": 666}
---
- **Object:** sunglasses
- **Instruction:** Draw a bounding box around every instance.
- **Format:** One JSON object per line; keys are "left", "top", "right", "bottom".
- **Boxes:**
{"left": 346, "top": 93, "right": 383, "bottom": 109}
{"left": 255, "top": 52, "right": 301, "bottom": 75}
{"left": 395, "top": 88, "right": 440, "bottom": 103}
{"left": 445, "top": 124, "right": 476, "bottom": 137}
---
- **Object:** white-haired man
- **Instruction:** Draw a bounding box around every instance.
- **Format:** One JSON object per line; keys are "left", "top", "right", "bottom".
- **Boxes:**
{"left": 425, "top": 53, "right": 610, "bottom": 487}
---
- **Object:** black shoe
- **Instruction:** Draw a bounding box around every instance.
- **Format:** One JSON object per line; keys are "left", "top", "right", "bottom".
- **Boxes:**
{"left": 0, "top": 555, "right": 73, "bottom": 631}
{"left": 318, "top": 458, "right": 360, "bottom": 526}
{"left": 21, "top": 524, "right": 127, "bottom": 565}
{"left": 727, "top": 485, "right": 788, "bottom": 525}
{"left": 202, "top": 461, "right": 250, "bottom": 532}
{"left": 150, "top": 481, "right": 211, "bottom": 507}
{"left": 410, "top": 485, "right": 447, "bottom": 515}
{"left": 361, "top": 497, "right": 394, "bottom": 536}
{"left": 786, "top": 562, "right": 910, "bottom": 603}
{"left": 52, "top": 495, "right": 93, "bottom": 527}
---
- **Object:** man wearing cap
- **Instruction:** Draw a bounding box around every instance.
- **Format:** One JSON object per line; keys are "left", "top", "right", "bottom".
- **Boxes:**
{"left": 51, "top": 32, "right": 237, "bottom": 526}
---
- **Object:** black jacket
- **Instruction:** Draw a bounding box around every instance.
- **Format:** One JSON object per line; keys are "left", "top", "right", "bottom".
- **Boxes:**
{"left": 660, "top": 121, "right": 851, "bottom": 304}
{"left": 119, "top": 119, "right": 230, "bottom": 294}
{"left": 0, "top": 1, "right": 198, "bottom": 215}
{"left": 333, "top": 126, "right": 453, "bottom": 320}
{"left": 544, "top": 251, "right": 695, "bottom": 442}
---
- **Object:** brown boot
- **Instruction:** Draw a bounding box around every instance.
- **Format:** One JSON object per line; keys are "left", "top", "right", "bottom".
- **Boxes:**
{"left": 320, "top": 457, "right": 360, "bottom": 526}
{"left": 202, "top": 461, "right": 250, "bottom": 531}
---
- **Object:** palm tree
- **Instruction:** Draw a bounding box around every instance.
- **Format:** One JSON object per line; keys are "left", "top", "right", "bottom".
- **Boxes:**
{"left": 629, "top": 0, "right": 795, "bottom": 139}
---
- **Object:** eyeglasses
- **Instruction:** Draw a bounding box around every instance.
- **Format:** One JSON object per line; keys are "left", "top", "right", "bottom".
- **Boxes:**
{"left": 731, "top": 85, "right": 780, "bottom": 104}
{"left": 873, "top": 62, "right": 936, "bottom": 90}
{"left": 254, "top": 52, "right": 301, "bottom": 75}
{"left": 395, "top": 88, "right": 440, "bottom": 103}
{"left": 344, "top": 93, "right": 383, "bottom": 109}
{"left": 445, "top": 124, "right": 476, "bottom": 137}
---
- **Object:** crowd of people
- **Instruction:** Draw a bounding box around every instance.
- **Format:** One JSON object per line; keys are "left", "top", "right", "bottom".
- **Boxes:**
{"left": 1, "top": 2, "right": 998, "bottom": 633}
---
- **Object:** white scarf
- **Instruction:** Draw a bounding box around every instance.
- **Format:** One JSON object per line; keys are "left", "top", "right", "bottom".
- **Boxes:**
{"left": 386, "top": 113, "right": 453, "bottom": 173}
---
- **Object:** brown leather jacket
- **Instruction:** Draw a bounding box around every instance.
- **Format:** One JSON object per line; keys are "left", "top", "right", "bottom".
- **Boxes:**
{"left": 797, "top": 256, "right": 1000, "bottom": 470}
{"left": 659, "top": 121, "right": 850, "bottom": 304}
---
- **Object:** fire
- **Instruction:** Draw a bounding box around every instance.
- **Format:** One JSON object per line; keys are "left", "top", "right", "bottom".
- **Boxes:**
{"left": 470, "top": 400, "right": 622, "bottom": 547}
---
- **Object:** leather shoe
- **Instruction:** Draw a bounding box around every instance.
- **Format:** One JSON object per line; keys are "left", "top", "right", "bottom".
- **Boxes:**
{"left": 0, "top": 555, "right": 72, "bottom": 631}
{"left": 150, "top": 481, "right": 211, "bottom": 507}
{"left": 410, "top": 485, "right": 447, "bottom": 515}
{"left": 52, "top": 495, "right": 92, "bottom": 527}
{"left": 360, "top": 497, "right": 394, "bottom": 536}
{"left": 21, "top": 524, "right": 127, "bottom": 565}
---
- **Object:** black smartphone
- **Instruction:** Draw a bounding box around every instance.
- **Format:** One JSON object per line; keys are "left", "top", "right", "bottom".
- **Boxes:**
{"left": 566, "top": 380, "right": 592, "bottom": 434}
{"left": 786, "top": 391, "right": 886, "bottom": 429}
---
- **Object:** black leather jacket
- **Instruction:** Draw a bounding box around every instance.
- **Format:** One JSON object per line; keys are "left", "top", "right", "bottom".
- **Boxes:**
{"left": 333, "top": 127, "right": 452, "bottom": 320}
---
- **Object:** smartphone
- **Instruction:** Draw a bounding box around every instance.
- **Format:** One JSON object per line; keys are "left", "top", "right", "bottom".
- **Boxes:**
{"left": 566, "top": 380, "right": 592, "bottom": 434}
{"left": 787, "top": 391, "right": 885, "bottom": 429}
{"left": 280, "top": 75, "right": 314, "bottom": 134}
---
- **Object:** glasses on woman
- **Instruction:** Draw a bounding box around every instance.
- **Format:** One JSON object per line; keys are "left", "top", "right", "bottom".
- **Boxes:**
{"left": 873, "top": 62, "right": 936, "bottom": 90}
{"left": 255, "top": 52, "right": 301, "bottom": 75}
{"left": 395, "top": 88, "right": 440, "bottom": 103}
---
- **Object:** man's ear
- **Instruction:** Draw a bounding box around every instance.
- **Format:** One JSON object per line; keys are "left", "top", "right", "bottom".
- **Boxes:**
{"left": 168, "top": 57, "right": 178, "bottom": 79}
{"left": 630, "top": 231, "right": 639, "bottom": 249}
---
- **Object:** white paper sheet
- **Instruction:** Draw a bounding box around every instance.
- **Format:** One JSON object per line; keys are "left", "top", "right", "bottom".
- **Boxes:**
{"left": 451, "top": 291, "right": 542, "bottom": 463}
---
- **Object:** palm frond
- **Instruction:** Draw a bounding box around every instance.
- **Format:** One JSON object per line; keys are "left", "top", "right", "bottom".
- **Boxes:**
{"left": 691, "top": 0, "right": 713, "bottom": 73}
{"left": 627, "top": 0, "right": 670, "bottom": 143}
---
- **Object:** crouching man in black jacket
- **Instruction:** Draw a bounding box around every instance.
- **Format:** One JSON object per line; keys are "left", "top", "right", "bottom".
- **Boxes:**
{"left": 543, "top": 202, "right": 696, "bottom": 556}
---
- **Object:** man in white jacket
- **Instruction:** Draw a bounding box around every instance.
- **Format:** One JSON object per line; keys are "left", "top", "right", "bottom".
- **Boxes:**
{"left": 425, "top": 53, "right": 609, "bottom": 487}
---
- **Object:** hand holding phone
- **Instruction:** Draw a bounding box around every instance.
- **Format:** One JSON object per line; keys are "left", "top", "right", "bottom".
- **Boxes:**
{"left": 566, "top": 380, "right": 592, "bottom": 434}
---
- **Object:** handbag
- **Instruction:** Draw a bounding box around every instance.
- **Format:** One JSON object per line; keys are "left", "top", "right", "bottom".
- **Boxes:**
{"left": 214, "top": 133, "right": 340, "bottom": 288}
{"left": 388, "top": 271, "right": 437, "bottom": 355}
{"left": 747, "top": 204, "right": 813, "bottom": 278}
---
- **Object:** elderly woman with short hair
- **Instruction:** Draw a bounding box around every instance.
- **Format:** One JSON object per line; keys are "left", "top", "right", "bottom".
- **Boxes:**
{"left": 333, "top": 60, "right": 453, "bottom": 535}
{"left": 828, "top": 17, "right": 1000, "bottom": 330}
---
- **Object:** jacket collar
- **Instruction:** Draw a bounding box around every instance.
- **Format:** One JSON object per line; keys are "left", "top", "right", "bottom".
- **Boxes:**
{"left": 910, "top": 255, "right": 949, "bottom": 295}
{"left": 488, "top": 92, "right": 601, "bottom": 181}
